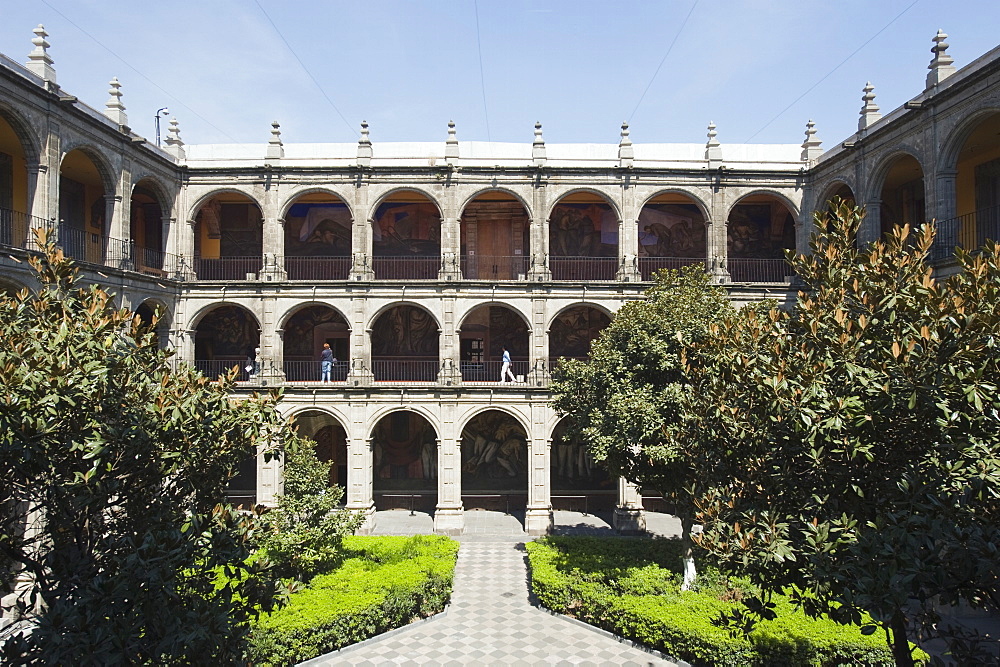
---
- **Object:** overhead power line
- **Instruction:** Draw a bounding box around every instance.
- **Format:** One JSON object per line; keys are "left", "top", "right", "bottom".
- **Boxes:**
{"left": 628, "top": 0, "right": 700, "bottom": 124}
{"left": 474, "top": 0, "right": 492, "bottom": 143}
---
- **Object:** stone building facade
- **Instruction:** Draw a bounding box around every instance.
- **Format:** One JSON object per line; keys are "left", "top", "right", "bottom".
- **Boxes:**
{"left": 1, "top": 27, "right": 998, "bottom": 534}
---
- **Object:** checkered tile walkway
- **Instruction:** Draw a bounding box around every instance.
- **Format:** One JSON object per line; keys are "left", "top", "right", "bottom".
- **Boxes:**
{"left": 302, "top": 536, "right": 682, "bottom": 666}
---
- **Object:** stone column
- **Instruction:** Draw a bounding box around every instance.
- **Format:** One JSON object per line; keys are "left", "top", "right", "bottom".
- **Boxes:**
{"left": 934, "top": 168, "right": 958, "bottom": 223}
{"left": 257, "top": 292, "right": 284, "bottom": 385}
{"left": 707, "top": 186, "right": 730, "bottom": 282}
{"left": 111, "top": 159, "right": 130, "bottom": 243}
{"left": 438, "top": 293, "right": 461, "bottom": 386}
{"left": 346, "top": 296, "right": 372, "bottom": 386}
{"left": 347, "top": 436, "right": 376, "bottom": 533}
{"left": 858, "top": 197, "right": 882, "bottom": 246}
{"left": 260, "top": 198, "right": 286, "bottom": 281}
{"left": 256, "top": 443, "right": 282, "bottom": 507}
{"left": 613, "top": 477, "right": 645, "bottom": 534}
{"left": 617, "top": 177, "right": 641, "bottom": 281}
{"left": 525, "top": 436, "right": 553, "bottom": 535}
{"left": 350, "top": 180, "right": 373, "bottom": 280}
{"left": 175, "top": 218, "right": 197, "bottom": 280}
{"left": 528, "top": 175, "right": 551, "bottom": 280}
{"left": 434, "top": 438, "right": 464, "bottom": 534}
{"left": 527, "top": 296, "right": 549, "bottom": 386}
{"left": 439, "top": 215, "right": 461, "bottom": 280}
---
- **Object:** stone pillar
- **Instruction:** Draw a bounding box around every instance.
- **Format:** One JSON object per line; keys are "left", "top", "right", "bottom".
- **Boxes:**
{"left": 346, "top": 296, "right": 372, "bottom": 386}
{"left": 111, "top": 159, "right": 130, "bottom": 244}
{"left": 347, "top": 435, "right": 376, "bottom": 533}
{"left": 529, "top": 176, "right": 551, "bottom": 280}
{"left": 176, "top": 218, "right": 197, "bottom": 280}
{"left": 858, "top": 198, "right": 882, "bottom": 246}
{"left": 257, "top": 293, "right": 284, "bottom": 385}
{"left": 256, "top": 443, "right": 282, "bottom": 507}
{"left": 935, "top": 168, "right": 958, "bottom": 223}
{"left": 438, "top": 293, "right": 461, "bottom": 386}
{"left": 613, "top": 477, "right": 646, "bottom": 534}
{"left": 350, "top": 182, "right": 373, "bottom": 280}
{"left": 617, "top": 177, "right": 641, "bottom": 281}
{"left": 525, "top": 436, "right": 553, "bottom": 535}
{"left": 707, "top": 186, "right": 730, "bottom": 282}
{"left": 434, "top": 438, "right": 464, "bottom": 534}
{"left": 439, "top": 215, "right": 461, "bottom": 280}
{"left": 260, "top": 185, "right": 286, "bottom": 280}
{"left": 175, "top": 328, "right": 196, "bottom": 368}
{"left": 527, "top": 296, "right": 549, "bottom": 386}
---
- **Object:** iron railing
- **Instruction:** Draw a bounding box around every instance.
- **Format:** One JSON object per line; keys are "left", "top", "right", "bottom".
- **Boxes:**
{"left": 930, "top": 205, "right": 1000, "bottom": 262}
{"left": 638, "top": 256, "right": 707, "bottom": 281}
{"left": 371, "top": 359, "right": 439, "bottom": 382}
{"left": 194, "top": 257, "right": 263, "bottom": 281}
{"left": 0, "top": 208, "right": 48, "bottom": 249}
{"left": 549, "top": 256, "right": 618, "bottom": 281}
{"left": 193, "top": 359, "right": 253, "bottom": 381}
{"left": 727, "top": 257, "right": 791, "bottom": 283}
{"left": 460, "top": 255, "right": 528, "bottom": 280}
{"left": 460, "top": 360, "right": 528, "bottom": 384}
{"left": 285, "top": 256, "right": 352, "bottom": 281}
{"left": 372, "top": 256, "right": 439, "bottom": 280}
{"left": 283, "top": 360, "right": 349, "bottom": 383}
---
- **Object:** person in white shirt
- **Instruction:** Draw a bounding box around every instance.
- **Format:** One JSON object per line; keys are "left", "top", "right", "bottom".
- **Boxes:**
{"left": 500, "top": 346, "right": 516, "bottom": 383}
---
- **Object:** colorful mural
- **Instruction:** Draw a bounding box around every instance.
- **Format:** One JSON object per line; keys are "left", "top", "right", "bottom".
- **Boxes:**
{"left": 284, "top": 202, "right": 352, "bottom": 256}
{"left": 550, "top": 420, "right": 612, "bottom": 491}
{"left": 372, "top": 412, "right": 437, "bottom": 486}
{"left": 549, "top": 203, "right": 617, "bottom": 257}
{"left": 194, "top": 305, "right": 258, "bottom": 359}
{"left": 283, "top": 306, "right": 349, "bottom": 358}
{"left": 373, "top": 202, "right": 441, "bottom": 257}
{"left": 371, "top": 305, "right": 438, "bottom": 357}
{"left": 461, "top": 411, "right": 528, "bottom": 491}
{"left": 549, "top": 306, "right": 610, "bottom": 359}
{"left": 637, "top": 204, "right": 706, "bottom": 258}
{"left": 727, "top": 203, "right": 795, "bottom": 259}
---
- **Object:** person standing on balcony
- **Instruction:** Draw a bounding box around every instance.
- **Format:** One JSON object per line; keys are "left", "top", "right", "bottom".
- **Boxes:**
{"left": 320, "top": 342, "right": 334, "bottom": 382}
{"left": 500, "top": 346, "right": 516, "bottom": 383}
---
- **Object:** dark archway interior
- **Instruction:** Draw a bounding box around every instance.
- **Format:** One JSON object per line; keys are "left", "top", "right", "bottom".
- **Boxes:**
{"left": 460, "top": 193, "right": 529, "bottom": 279}
{"left": 194, "top": 195, "right": 263, "bottom": 280}
{"left": 59, "top": 149, "right": 106, "bottom": 263}
{"left": 284, "top": 193, "right": 352, "bottom": 280}
{"left": 727, "top": 195, "right": 796, "bottom": 282}
{"left": 458, "top": 305, "right": 529, "bottom": 382}
{"left": 0, "top": 112, "right": 30, "bottom": 247}
{"left": 370, "top": 305, "right": 439, "bottom": 381}
{"left": 131, "top": 184, "right": 164, "bottom": 275}
{"left": 371, "top": 410, "right": 437, "bottom": 511}
{"left": 550, "top": 194, "right": 618, "bottom": 280}
{"left": 637, "top": 194, "right": 708, "bottom": 280}
{"left": 549, "top": 306, "right": 611, "bottom": 369}
{"left": 460, "top": 410, "right": 528, "bottom": 511}
{"left": 372, "top": 191, "right": 441, "bottom": 279}
{"left": 550, "top": 417, "right": 613, "bottom": 512}
{"left": 283, "top": 305, "right": 350, "bottom": 382}
{"left": 194, "top": 305, "right": 259, "bottom": 380}
{"left": 880, "top": 156, "right": 925, "bottom": 237}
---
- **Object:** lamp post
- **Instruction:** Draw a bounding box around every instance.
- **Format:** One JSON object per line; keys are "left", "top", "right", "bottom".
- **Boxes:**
{"left": 154, "top": 107, "right": 170, "bottom": 146}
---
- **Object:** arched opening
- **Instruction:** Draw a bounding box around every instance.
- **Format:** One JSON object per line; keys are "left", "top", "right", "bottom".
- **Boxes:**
{"left": 0, "top": 277, "right": 27, "bottom": 297}
{"left": 370, "top": 304, "right": 439, "bottom": 382}
{"left": 549, "top": 193, "right": 618, "bottom": 280}
{"left": 59, "top": 148, "right": 108, "bottom": 263}
{"left": 372, "top": 191, "right": 441, "bottom": 279}
{"left": 879, "top": 155, "right": 925, "bottom": 240}
{"left": 727, "top": 194, "right": 796, "bottom": 282}
{"left": 284, "top": 192, "right": 352, "bottom": 280}
{"left": 282, "top": 304, "right": 350, "bottom": 382}
{"left": 193, "top": 304, "right": 260, "bottom": 380}
{"left": 134, "top": 299, "right": 171, "bottom": 350}
{"left": 0, "top": 113, "right": 31, "bottom": 248}
{"left": 193, "top": 193, "right": 263, "bottom": 280}
{"left": 548, "top": 305, "right": 611, "bottom": 371}
{"left": 822, "top": 183, "right": 856, "bottom": 211}
{"left": 460, "top": 191, "right": 529, "bottom": 280}
{"left": 550, "top": 417, "right": 613, "bottom": 513}
{"left": 371, "top": 410, "right": 437, "bottom": 512}
{"left": 130, "top": 180, "right": 165, "bottom": 275}
{"left": 460, "top": 410, "right": 528, "bottom": 512}
{"left": 458, "top": 304, "right": 529, "bottom": 383}
{"left": 950, "top": 112, "right": 1000, "bottom": 255}
{"left": 637, "top": 193, "right": 708, "bottom": 280}
{"left": 226, "top": 453, "right": 257, "bottom": 509}
{"left": 294, "top": 410, "right": 349, "bottom": 491}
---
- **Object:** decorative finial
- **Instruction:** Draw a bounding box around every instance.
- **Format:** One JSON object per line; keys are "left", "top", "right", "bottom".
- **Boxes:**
{"left": 532, "top": 121, "right": 546, "bottom": 166}
{"left": 164, "top": 117, "right": 185, "bottom": 159}
{"left": 104, "top": 77, "right": 127, "bottom": 126}
{"left": 618, "top": 122, "right": 633, "bottom": 167}
{"left": 706, "top": 121, "right": 722, "bottom": 166}
{"left": 445, "top": 120, "right": 459, "bottom": 164}
{"left": 26, "top": 24, "right": 56, "bottom": 84}
{"left": 266, "top": 120, "right": 283, "bottom": 160}
{"left": 926, "top": 29, "right": 957, "bottom": 88}
{"left": 801, "top": 119, "right": 822, "bottom": 161}
{"left": 859, "top": 82, "right": 882, "bottom": 131}
{"left": 357, "top": 120, "right": 372, "bottom": 167}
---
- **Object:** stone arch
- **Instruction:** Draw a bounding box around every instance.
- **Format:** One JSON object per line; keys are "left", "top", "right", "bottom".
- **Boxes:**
{"left": 290, "top": 407, "right": 351, "bottom": 490}
{"left": 370, "top": 188, "right": 442, "bottom": 279}
{"left": 939, "top": 109, "right": 1000, "bottom": 252}
{"left": 547, "top": 304, "right": 612, "bottom": 369}
{"left": 549, "top": 189, "right": 620, "bottom": 280}
{"left": 0, "top": 105, "right": 41, "bottom": 235}
{"left": 550, "top": 415, "right": 614, "bottom": 512}
{"left": 58, "top": 146, "right": 116, "bottom": 263}
{"left": 939, "top": 106, "right": 1000, "bottom": 172}
{"left": 865, "top": 148, "right": 927, "bottom": 204}
{"left": 459, "top": 188, "right": 532, "bottom": 280}
{"left": 368, "top": 187, "right": 444, "bottom": 219}
{"left": 370, "top": 408, "right": 439, "bottom": 511}
{"left": 281, "top": 303, "right": 351, "bottom": 382}
{"left": 282, "top": 189, "right": 354, "bottom": 280}
{"left": 190, "top": 302, "right": 261, "bottom": 380}
{"left": 190, "top": 190, "right": 264, "bottom": 280}
{"left": 186, "top": 299, "right": 262, "bottom": 331}
{"left": 872, "top": 151, "right": 926, "bottom": 236}
{"left": 278, "top": 187, "right": 356, "bottom": 221}
{"left": 459, "top": 408, "right": 530, "bottom": 511}
{"left": 725, "top": 189, "right": 801, "bottom": 221}
{"left": 816, "top": 180, "right": 856, "bottom": 209}
{"left": 0, "top": 103, "right": 42, "bottom": 166}
{"left": 457, "top": 186, "right": 533, "bottom": 217}
{"left": 636, "top": 190, "right": 710, "bottom": 280}
{"left": 545, "top": 187, "right": 621, "bottom": 221}
{"left": 637, "top": 188, "right": 711, "bottom": 220}
{"left": 187, "top": 187, "right": 263, "bottom": 222}
{"left": 457, "top": 302, "right": 530, "bottom": 383}
{"left": 0, "top": 274, "right": 30, "bottom": 296}
{"left": 59, "top": 144, "right": 117, "bottom": 198}
{"left": 130, "top": 177, "right": 171, "bottom": 274}
{"left": 726, "top": 191, "right": 798, "bottom": 282}
{"left": 134, "top": 297, "right": 171, "bottom": 349}
{"left": 369, "top": 303, "right": 441, "bottom": 382}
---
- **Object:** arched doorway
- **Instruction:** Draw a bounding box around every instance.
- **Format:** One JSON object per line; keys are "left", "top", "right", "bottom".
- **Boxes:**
{"left": 284, "top": 192, "right": 352, "bottom": 280}
{"left": 193, "top": 193, "right": 263, "bottom": 280}
{"left": 549, "top": 193, "right": 618, "bottom": 280}
{"left": 550, "top": 417, "right": 613, "bottom": 513}
{"left": 193, "top": 304, "right": 260, "bottom": 380}
{"left": 821, "top": 183, "right": 856, "bottom": 211}
{"left": 950, "top": 112, "right": 1000, "bottom": 255}
{"left": 226, "top": 453, "right": 257, "bottom": 509}
{"left": 0, "top": 113, "right": 31, "bottom": 248}
{"left": 370, "top": 304, "right": 439, "bottom": 382}
{"left": 282, "top": 305, "right": 350, "bottom": 382}
{"left": 134, "top": 299, "right": 171, "bottom": 350}
{"left": 460, "top": 191, "right": 529, "bottom": 280}
{"left": 295, "top": 410, "right": 349, "bottom": 491}
{"left": 727, "top": 194, "right": 796, "bottom": 282}
{"left": 637, "top": 193, "right": 708, "bottom": 280}
{"left": 548, "top": 305, "right": 611, "bottom": 371}
{"left": 879, "top": 155, "right": 925, "bottom": 237}
{"left": 130, "top": 180, "right": 166, "bottom": 275}
{"left": 458, "top": 304, "right": 529, "bottom": 383}
{"left": 59, "top": 148, "right": 108, "bottom": 264}
{"left": 372, "top": 191, "right": 441, "bottom": 279}
{"left": 460, "top": 410, "right": 528, "bottom": 512}
{"left": 371, "top": 410, "right": 437, "bottom": 512}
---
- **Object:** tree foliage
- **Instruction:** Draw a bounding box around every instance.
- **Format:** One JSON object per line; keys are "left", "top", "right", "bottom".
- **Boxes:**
{"left": 684, "top": 200, "right": 1000, "bottom": 666}
{"left": 0, "top": 236, "right": 288, "bottom": 665}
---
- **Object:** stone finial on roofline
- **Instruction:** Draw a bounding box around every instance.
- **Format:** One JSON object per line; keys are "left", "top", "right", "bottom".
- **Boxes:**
{"left": 532, "top": 121, "right": 546, "bottom": 166}
{"left": 104, "top": 77, "right": 127, "bottom": 127}
{"left": 26, "top": 24, "right": 56, "bottom": 85}
{"left": 445, "top": 120, "right": 459, "bottom": 165}
{"left": 266, "top": 120, "right": 283, "bottom": 160}
{"left": 706, "top": 121, "right": 722, "bottom": 167}
{"left": 357, "top": 120, "right": 372, "bottom": 167}
{"left": 858, "top": 82, "right": 881, "bottom": 132}
{"left": 618, "top": 122, "right": 633, "bottom": 167}
{"left": 164, "top": 117, "right": 185, "bottom": 159}
{"left": 926, "top": 29, "right": 957, "bottom": 89}
{"left": 801, "top": 119, "right": 822, "bottom": 161}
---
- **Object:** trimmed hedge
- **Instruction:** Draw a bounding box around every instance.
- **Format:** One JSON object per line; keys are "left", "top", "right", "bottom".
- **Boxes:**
{"left": 526, "top": 536, "right": 928, "bottom": 667}
{"left": 247, "top": 535, "right": 459, "bottom": 666}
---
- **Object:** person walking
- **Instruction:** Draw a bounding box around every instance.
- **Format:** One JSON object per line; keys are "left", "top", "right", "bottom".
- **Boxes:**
{"left": 320, "top": 342, "right": 334, "bottom": 382}
{"left": 500, "top": 346, "right": 517, "bottom": 383}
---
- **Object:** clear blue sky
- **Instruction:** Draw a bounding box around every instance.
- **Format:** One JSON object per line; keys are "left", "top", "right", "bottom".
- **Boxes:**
{"left": 2, "top": 1, "right": 999, "bottom": 148}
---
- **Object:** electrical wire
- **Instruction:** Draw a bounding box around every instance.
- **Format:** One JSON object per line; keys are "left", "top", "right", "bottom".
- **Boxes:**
{"left": 628, "top": 0, "right": 699, "bottom": 124}
{"left": 474, "top": 0, "right": 492, "bottom": 143}
{"left": 743, "top": 0, "right": 920, "bottom": 142}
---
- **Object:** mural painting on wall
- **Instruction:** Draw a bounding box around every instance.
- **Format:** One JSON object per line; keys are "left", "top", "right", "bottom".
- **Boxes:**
{"left": 727, "top": 204, "right": 795, "bottom": 259}
{"left": 285, "top": 202, "right": 352, "bottom": 256}
{"left": 373, "top": 203, "right": 441, "bottom": 256}
{"left": 550, "top": 203, "right": 618, "bottom": 257}
{"left": 551, "top": 421, "right": 612, "bottom": 491}
{"left": 371, "top": 306, "right": 438, "bottom": 357}
{"left": 195, "top": 306, "right": 257, "bottom": 359}
{"left": 461, "top": 412, "right": 528, "bottom": 490}
{"left": 310, "top": 424, "right": 348, "bottom": 488}
{"left": 488, "top": 307, "right": 529, "bottom": 358}
{"left": 551, "top": 308, "right": 611, "bottom": 360}
{"left": 637, "top": 204, "right": 706, "bottom": 258}
{"left": 372, "top": 412, "right": 437, "bottom": 486}
{"left": 218, "top": 203, "right": 263, "bottom": 256}
{"left": 283, "top": 307, "right": 347, "bottom": 358}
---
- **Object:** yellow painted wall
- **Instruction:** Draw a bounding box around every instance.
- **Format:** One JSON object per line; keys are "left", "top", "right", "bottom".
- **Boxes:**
{"left": 200, "top": 223, "right": 220, "bottom": 259}
{"left": 956, "top": 143, "right": 1000, "bottom": 247}
{"left": 0, "top": 119, "right": 28, "bottom": 214}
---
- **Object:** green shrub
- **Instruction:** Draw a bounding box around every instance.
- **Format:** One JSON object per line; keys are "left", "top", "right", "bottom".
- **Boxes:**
{"left": 526, "top": 537, "right": 928, "bottom": 667}
{"left": 247, "top": 535, "right": 458, "bottom": 666}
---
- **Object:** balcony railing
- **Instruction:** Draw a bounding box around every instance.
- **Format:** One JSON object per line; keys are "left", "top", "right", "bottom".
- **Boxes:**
{"left": 638, "top": 256, "right": 706, "bottom": 281}
{"left": 283, "top": 360, "right": 349, "bottom": 383}
{"left": 930, "top": 205, "right": 1000, "bottom": 262}
{"left": 194, "top": 257, "right": 263, "bottom": 281}
{"left": 0, "top": 208, "right": 47, "bottom": 249}
{"left": 285, "top": 256, "right": 351, "bottom": 281}
{"left": 727, "top": 257, "right": 791, "bottom": 283}
{"left": 372, "top": 359, "right": 439, "bottom": 382}
{"left": 372, "top": 256, "right": 439, "bottom": 280}
{"left": 460, "top": 255, "right": 528, "bottom": 280}
{"left": 550, "top": 256, "right": 618, "bottom": 281}
{"left": 460, "top": 360, "right": 528, "bottom": 384}
{"left": 193, "top": 359, "right": 253, "bottom": 381}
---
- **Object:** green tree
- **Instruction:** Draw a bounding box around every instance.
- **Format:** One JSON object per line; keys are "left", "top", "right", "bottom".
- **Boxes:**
{"left": 686, "top": 200, "right": 1000, "bottom": 666}
{"left": 551, "top": 264, "right": 735, "bottom": 588}
{"left": 0, "top": 236, "right": 288, "bottom": 665}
